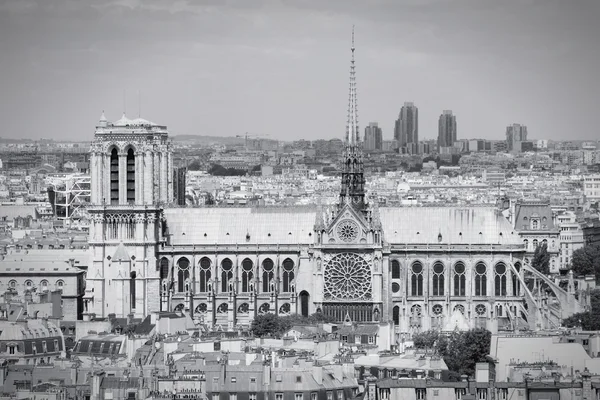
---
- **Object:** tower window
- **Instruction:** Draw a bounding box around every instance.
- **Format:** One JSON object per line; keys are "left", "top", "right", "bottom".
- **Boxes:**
{"left": 110, "top": 148, "right": 119, "bottom": 205}
{"left": 126, "top": 148, "right": 135, "bottom": 204}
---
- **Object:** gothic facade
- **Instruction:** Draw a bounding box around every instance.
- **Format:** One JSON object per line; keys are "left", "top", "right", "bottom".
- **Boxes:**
{"left": 86, "top": 33, "right": 533, "bottom": 338}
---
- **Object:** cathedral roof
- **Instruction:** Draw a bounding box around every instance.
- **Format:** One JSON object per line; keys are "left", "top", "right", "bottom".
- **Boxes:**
{"left": 379, "top": 207, "right": 521, "bottom": 245}
{"left": 164, "top": 207, "right": 317, "bottom": 245}
{"left": 163, "top": 206, "right": 521, "bottom": 246}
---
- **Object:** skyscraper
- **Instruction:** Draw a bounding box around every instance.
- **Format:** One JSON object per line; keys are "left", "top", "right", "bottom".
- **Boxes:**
{"left": 394, "top": 102, "right": 419, "bottom": 154}
{"left": 438, "top": 110, "right": 457, "bottom": 151}
{"left": 506, "top": 124, "right": 528, "bottom": 152}
{"left": 364, "top": 122, "right": 383, "bottom": 151}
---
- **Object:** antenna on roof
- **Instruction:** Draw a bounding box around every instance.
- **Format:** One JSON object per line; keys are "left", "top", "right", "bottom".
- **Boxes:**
{"left": 123, "top": 89, "right": 126, "bottom": 116}
{"left": 138, "top": 89, "right": 141, "bottom": 118}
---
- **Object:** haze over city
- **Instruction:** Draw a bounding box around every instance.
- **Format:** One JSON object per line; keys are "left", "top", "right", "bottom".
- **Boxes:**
{"left": 1, "top": 0, "right": 599, "bottom": 141}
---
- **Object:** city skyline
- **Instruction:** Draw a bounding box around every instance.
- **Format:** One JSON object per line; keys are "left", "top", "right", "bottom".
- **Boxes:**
{"left": 1, "top": 0, "right": 599, "bottom": 142}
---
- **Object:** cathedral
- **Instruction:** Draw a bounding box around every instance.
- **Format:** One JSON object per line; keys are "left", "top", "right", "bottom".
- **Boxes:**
{"left": 86, "top": 32, "right": 533, "bottom": 338}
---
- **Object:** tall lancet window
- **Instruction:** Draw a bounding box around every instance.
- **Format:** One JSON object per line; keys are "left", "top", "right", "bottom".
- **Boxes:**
{"left": 110, "top": 148, "right": 119, "bottom": 204}
{"left": 432, "top": 262, "right": 445, "bottom": 296}
{"left": 474, "top": 262, "right": 487, "bottom": 296}
{"left": 410, "top": 262, "right": 424, "bottom": 296}
{"left": 494, "top": 263, "right": 507, "bottom": 296}
{"left": 177, "top": 257, "right": 190, "bottom": 293}
{"left": 221, "top": 258, "right": 233, "bottom": 293}
{"left": 282, "top": 258, "right": 295, "bottom": 293}
{"left": 453, "top": 262, "right": 466, "bottom": 296}
{"left": 262, "top": 258, "right": 274, "bottom": 293}
{"left": 126, "top": 148, "right": 135, "bottom": 204}
{"left": 130, "top": 271, "right": 137, "bottom": 309}
{"left": 199, "top": 257, "right": 211, "bottom": 293}
{"left": 241, "top": 258, "right": 254, "bottom": 293}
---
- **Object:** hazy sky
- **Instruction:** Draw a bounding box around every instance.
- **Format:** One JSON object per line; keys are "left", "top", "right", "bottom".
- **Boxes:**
{"left": 1, "top": 0, "right": 599, "bottom": 142}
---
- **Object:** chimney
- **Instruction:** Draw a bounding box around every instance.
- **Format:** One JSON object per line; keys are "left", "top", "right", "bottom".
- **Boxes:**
{"left": 366, "top": 375, "right": 377, "bottom": 400}
{"left": 311, "top": 365, "right": 323, "bottom": 385}
{"left": 582, "top": 368, "right": 592, "bottom": 400}
{"left": 91, "top": 371, "right": 105, "bottom": 400}
{"left": 263, "top": 356, "right": 271, "bottom": 389}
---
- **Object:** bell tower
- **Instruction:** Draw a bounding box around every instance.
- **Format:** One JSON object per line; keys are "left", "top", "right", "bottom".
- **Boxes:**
{"left": 87, "top": 113, "right": 173, "bottom": 318}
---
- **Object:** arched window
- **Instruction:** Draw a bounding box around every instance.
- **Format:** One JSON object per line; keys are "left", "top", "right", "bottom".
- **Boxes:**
{"left": 241, "top": 258, "right": 254, "bottom": 293}
{"left": 221, "top": 259, "right": 233, "bottom": 293}
{"left": 494, "top": 263, "right": 507, "bottom": 296}
{"left": 130, "top": 271, "right": 137, "bottom": 309}
{"left": 110, "top": 148, "right": 119, "bottom": 205}
{"left": 262, "top": 258, "right": 274, "bottom": 293}
{"left": 532, "top": 220, "right": 539, "bottom": 230}
{"left": 391, "top": 260, "right": 400, "bottom": 279}
{"left": 410, "top": 262, "right": 423, "bottom": 296}
{"left": 512, "top": 262, "right": 521, "bottom": 296}
{"left": 282, "top": 259, "right": 294, "bottom": 293}
{"left": 126, "top": 148, "right": 135, "bottom": 204}
{"left": 533, "top": 239, "right": 539, "bottom": 249}
{"left": 40, "top": 280, "right": 49, "bottom": 292}
{"left": 393, "top": 306, "right": 400, "bottom": 325}
{"left": 474, "top": 262, "right": 487, "bottom": 296}
{"left": 432, "top": 262, "right": 444, "bottom": 296}
{"left": 56, "top": 280, "right": 64, "bottom": 291}
{"left": 523, "top": 239, "right": 529, "bottom": 250}
{"left": 177, "top": 258, "right": 190, "bottom": 293}
{"left": 159, "top": 258, "right": 169, "bottom": 280}
{"left": 453, "top": 262, "right": 466, "bottom": 296}
{"left": 199, "top": 257, "right": 211, "bottom": 293}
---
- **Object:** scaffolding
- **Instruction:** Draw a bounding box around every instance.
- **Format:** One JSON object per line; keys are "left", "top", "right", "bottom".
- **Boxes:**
{"left": 47, "top": 174, "right": 91, "bottom": 221}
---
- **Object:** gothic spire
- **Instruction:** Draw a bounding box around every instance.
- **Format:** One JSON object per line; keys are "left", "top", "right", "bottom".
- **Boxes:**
{"left": 339, "top": 26, "right": 366, "bottom": 211}
{"left": 346, "top": 26, "right": 359, "bottom": 145}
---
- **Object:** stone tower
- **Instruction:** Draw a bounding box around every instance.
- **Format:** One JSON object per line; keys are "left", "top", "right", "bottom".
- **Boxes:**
{"left": 86, "top": 112, "right": 173, "bottom": 318}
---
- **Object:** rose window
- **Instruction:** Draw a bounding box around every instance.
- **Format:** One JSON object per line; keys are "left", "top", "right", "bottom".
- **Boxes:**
{"left": 475, "top": 304, "right": 486, "bottom": 316}
{"left": 195, "top": 303, "right": 208, "bottom": 313}
{"left": 432, "top": 304, "right": 443, "bottom": 316}
{"left": 336, "top": 220, "right": 359, "bottom": 243}
{"left": 453, "top": 304, "right": 465, "bottom": 315}
{"left": 279, "top": 303, "right": 291, "bottom": 315}
{"left": 237, "top": 303, "right": 250, "bottom": 314}
{"left": 324, "top": 253, "right": 372, "bottom": 300}
{"left": 411, "top": 304, "right": 422, "bottom": 317}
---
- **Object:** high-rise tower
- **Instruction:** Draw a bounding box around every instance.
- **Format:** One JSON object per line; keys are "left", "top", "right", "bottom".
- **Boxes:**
{"left": 339, "top": 27, "right": 366, "bottom": 211}
{"left": 87, "top": 113, "right": 174, "bottom": 318}
{"left": 394, "top": 102, "right": 419, "bottom": 154}
{"left": 438, "top": 110, "right": 457, "bottom": 150}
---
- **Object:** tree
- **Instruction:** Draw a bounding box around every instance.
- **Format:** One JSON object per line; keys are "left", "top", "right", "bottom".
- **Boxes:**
{"left": 187, "top": 160, "right": 202, "bottom": 171}
{"left": 413, "top": 329, "right": 491, "bottom": 378}
{"left": 571, "top": 244, "right": 600, "bottom": 278}
{"left": 563, "top": 311, "right": 600, "bottom": 330}
{"left": 412, "top": 330, "right": 441, "bottom": 350}
{"left": 250, "top": 314, "right": 284, "bottom": 337}
{"left": 531, "top": 243, "right": 551, "bottom": 275}
{"left": 441, "top": 329, "right": 491, "bottom": 378}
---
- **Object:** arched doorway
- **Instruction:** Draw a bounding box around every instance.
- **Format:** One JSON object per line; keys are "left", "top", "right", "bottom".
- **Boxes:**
{"left": 299, "top": 291, "right": 310, "bottom": 317}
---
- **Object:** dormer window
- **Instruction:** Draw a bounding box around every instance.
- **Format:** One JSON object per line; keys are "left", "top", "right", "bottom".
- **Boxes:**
{"left": 531, "top": 219, "right": 539, "bottom": 230}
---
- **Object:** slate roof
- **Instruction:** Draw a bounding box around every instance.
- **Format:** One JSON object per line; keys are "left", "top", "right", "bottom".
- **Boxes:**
{"left": 380, "top": 207, "right": 521, "bottom": 245}
{"left": 164, "top": 206, "right": 522, "bottom": 247}
{"left": 490, "top": 334, "right": 593, "bottom": 381}
{"left": 514, "top": 201, "right": 558, "bottom": 232}
{"left": 164, "top": 207, "right": 317, "bottom": 245}
{"left": 0, "top": 205, "right": 39, "bottom": 220}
